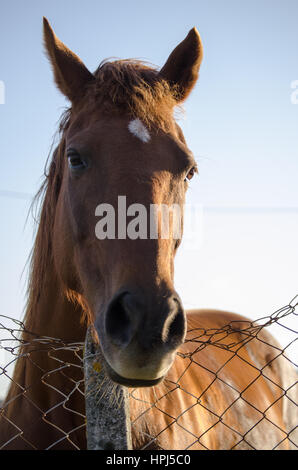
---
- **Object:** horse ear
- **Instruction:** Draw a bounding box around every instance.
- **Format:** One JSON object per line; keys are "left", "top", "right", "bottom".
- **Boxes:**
{"left": 43, "top": 17, "right": 94, "bottom": 103}
{"left": 159, "top": 27, "right": 203, "bottom": 102}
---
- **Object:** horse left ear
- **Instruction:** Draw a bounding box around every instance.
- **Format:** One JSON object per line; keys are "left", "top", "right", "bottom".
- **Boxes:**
{"left": 43, "top": 17, "right": 95, "bottom": 103}
{"left": 159, "top": 27, "right": 203, "bottom": 102}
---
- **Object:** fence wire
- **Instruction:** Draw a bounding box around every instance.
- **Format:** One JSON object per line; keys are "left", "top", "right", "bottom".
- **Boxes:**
{"left": 0, "top": 296, "right": 297, "bottom": 450}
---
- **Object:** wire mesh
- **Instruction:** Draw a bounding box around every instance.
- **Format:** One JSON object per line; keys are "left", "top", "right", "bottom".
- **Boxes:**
{"left": 0, "top": 296, "right": 297, "bottom": 450}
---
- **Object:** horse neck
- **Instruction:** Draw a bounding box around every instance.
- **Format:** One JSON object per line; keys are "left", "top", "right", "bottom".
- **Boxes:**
{"left": 5, "top": 230, "right": 87, "bottom": 406}
{"left": 2, "top": 256, "right": 87, "bottom": 429}
{"left": 24, "top": 260, "right": 86, "bottom": 342}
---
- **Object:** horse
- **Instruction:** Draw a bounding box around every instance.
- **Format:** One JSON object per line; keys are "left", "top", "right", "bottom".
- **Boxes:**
{"left": 0, "top": 18, "right": 297, "bottom": 450}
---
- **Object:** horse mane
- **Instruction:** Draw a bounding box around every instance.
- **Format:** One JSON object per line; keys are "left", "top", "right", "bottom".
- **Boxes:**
{"left": 24, "top": 59, "right": 180, "bottom": 331}
{"left": 25, "top": 134, "right": 67, "bottom": 332}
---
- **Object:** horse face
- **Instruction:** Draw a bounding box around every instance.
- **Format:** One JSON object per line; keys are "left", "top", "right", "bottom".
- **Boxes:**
{"left": 61, "top": 114, "right": 198, "bottom": 385}
{"left": 43, "top": 18, "right": 203, "bottom": 387}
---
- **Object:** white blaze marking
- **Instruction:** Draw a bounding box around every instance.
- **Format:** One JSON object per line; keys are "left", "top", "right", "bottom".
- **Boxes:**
{"left": 128, "top": 118, "right": 150, "bottom": 143}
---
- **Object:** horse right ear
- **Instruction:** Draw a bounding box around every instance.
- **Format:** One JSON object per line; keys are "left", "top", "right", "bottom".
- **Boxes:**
{"left": 43, "top": 17, "right": 94, "bottom": 103}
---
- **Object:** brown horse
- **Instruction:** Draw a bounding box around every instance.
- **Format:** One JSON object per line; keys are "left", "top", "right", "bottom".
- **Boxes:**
{"left": 0, "top": 18, "right": 296, "bottom": 450}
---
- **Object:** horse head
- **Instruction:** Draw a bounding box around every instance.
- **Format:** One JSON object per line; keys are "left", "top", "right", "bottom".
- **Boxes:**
{"left": 43, "top": 18, "right": 203, "bottom": 387}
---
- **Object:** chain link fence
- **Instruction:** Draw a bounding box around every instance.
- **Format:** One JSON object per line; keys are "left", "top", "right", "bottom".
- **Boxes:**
{"left": 0, "top": 296, "right": 297, "bottom": 450}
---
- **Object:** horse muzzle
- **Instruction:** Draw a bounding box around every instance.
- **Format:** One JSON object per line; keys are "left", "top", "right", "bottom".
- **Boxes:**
{"left": 94, "top": 289, "right": 186, "bottom": 387}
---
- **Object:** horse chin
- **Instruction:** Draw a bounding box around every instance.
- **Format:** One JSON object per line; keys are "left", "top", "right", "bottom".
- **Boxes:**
{"left": 102, "top": 358, "right": 166, "bottom": 388}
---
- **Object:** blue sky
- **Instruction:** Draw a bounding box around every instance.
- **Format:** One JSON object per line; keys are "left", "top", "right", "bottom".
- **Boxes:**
{"left": 0, "top": 0, "right": 297, "bottom": 374}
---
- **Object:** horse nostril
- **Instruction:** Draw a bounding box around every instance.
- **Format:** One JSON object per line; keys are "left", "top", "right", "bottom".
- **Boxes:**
{"left": 105, "top": 294, "right": 133, "bottom": 347}
{"left": 162, "top": 298, "right": 186, "bottom": 346}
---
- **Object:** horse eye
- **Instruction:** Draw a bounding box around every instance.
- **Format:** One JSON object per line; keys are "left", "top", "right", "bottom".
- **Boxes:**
{"left": 67, "top": 150, "right": 87, "bottom": 171}
{"left": 185, "top": 166, "right": 197, "bottom": 181}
